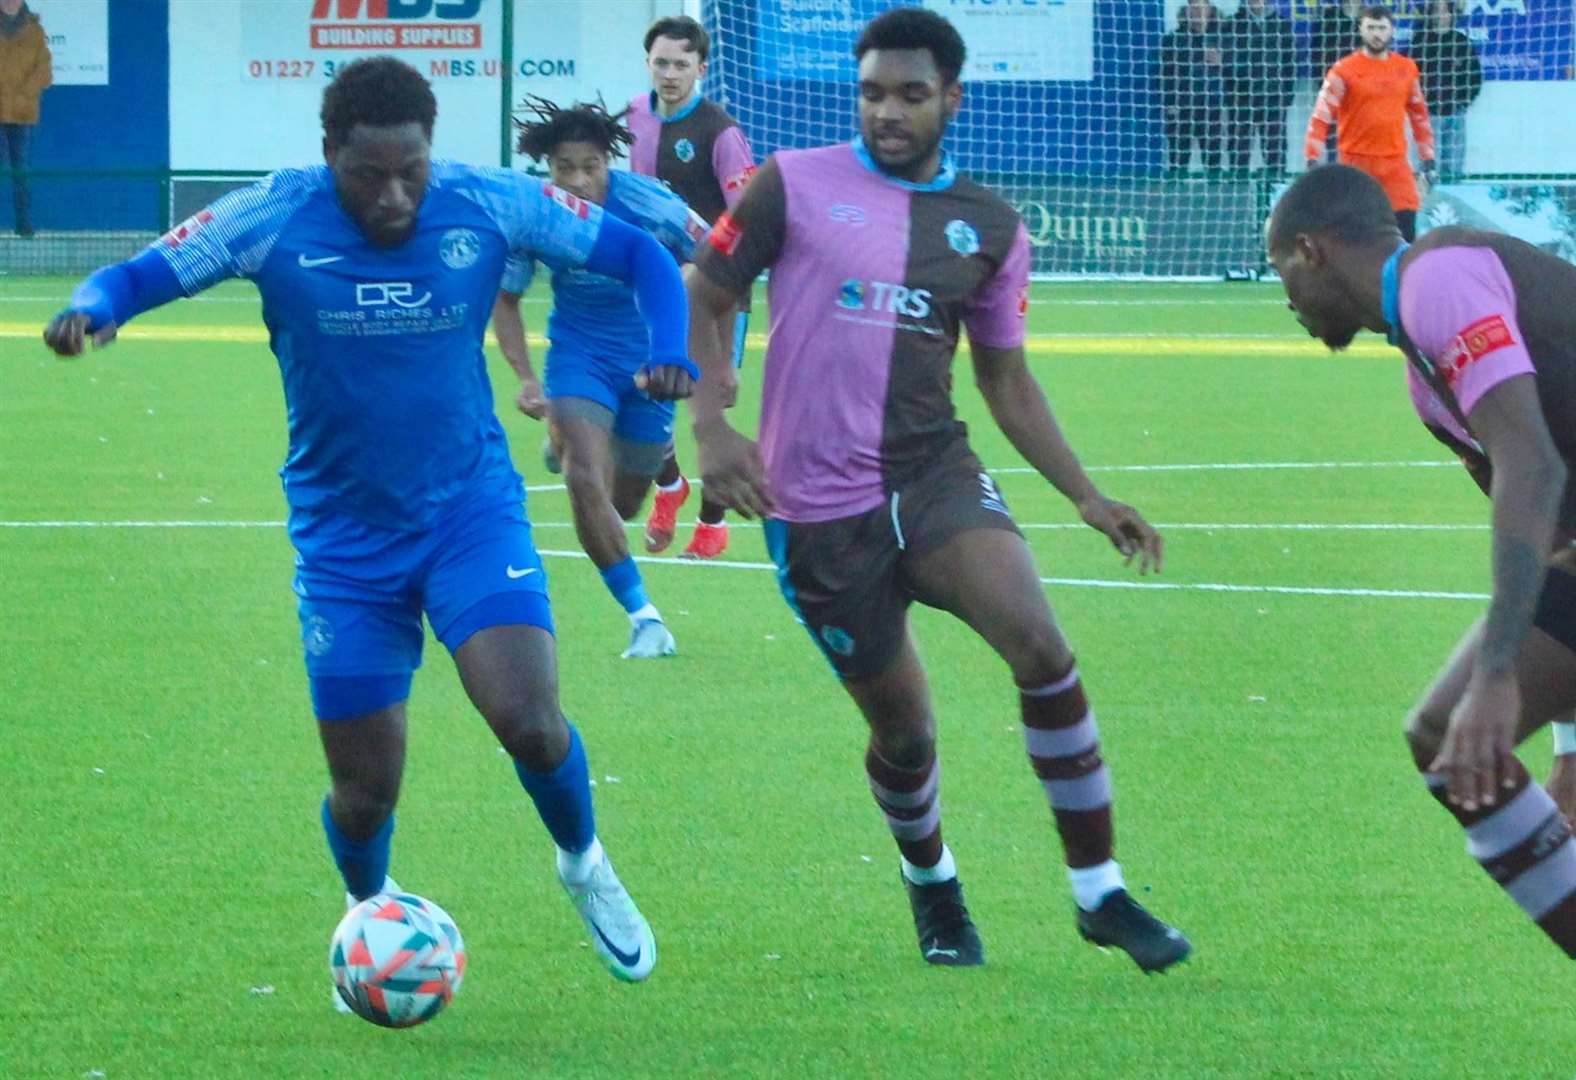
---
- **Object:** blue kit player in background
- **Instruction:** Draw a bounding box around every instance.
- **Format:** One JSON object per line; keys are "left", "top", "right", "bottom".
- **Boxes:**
{"left": 490, "top": 97, "right": 708, "bottom": 659}
{"left": 41, "top": 58, "right": 699, "bottom": 989}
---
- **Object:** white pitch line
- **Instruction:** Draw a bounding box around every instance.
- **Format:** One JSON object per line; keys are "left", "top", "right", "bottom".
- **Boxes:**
{"left": 0, "top": 523, "right": 1486, "bottom": 601}
{"left": 0, "top": 517, "right": 1487, "bottom": 532}
{"left": 0, "top": 294, "right": 556, "bottom": 306}
{"left": 534, "top": 548, "right": 1488, "bottom": 602}
{"left": 520, "top": 461, "right": 1456, "bottom": 496}
{"left": 1053, "top": 460, "right": 1455, "bottom": 474}
{"left": 1045, "top": 298, "right": 1284, "bottom": 307}
{"left": 0, "top": 519, "right": 1489, "bottom": 534}
{"left": 0, "top": 519, "right": 284, "bottom": 527}
{"left": 529, "top": 520, "right": 1490, "bottom": 533}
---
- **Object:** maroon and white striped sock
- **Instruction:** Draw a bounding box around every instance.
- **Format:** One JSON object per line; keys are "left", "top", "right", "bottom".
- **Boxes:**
{"left": 1425, "top": 760, "right": 1576, "bottom": 957}
{"left": 1022, "top": 665, "right": 1124, "bottom": 908}
{"left": 865, "top": 745, "right": 944, "bottom": 872}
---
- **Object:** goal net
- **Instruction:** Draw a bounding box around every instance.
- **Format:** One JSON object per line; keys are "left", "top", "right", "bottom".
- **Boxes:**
{"left": 701, "top": 0, "right": 1576, "bottom": 280}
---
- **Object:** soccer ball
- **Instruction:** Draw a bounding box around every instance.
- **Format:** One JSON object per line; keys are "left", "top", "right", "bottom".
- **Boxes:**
{"left": 329, "top": 892, "right": 467, "bottom": 1028}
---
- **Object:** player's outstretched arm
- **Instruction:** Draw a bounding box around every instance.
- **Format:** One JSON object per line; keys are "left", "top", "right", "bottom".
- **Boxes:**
{"left": 1433, "top": 373, "right": 1567, "bottom": 809}
{"left": 582, "top": 213, "right": 696, "bottom": 401}
{"left": 685, "top": 265, "right": 771, "bottom": 519}
{"left": 970, "top": 341, "right": 1161, "bottom": 573}
{"left": 43, "top": 248, "right": 183, "bottom": 358}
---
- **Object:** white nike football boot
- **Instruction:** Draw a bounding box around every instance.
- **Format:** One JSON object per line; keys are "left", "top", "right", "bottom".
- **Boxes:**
{"left": 621, "top": 619, "right": 676, "bottom": 659}
{"left": 557, "top": 841, "right": 656, "bottom": 982}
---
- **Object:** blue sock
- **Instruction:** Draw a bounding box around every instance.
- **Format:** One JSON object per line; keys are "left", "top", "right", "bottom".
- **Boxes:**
{"left": 599, "top": 556, "right": 650, "bottom": 616}
{"left": 320, "top": 796, "right": 394, "bottom": 901}
{"left": 513, "top": 722, "right": 597, "bottom": 854}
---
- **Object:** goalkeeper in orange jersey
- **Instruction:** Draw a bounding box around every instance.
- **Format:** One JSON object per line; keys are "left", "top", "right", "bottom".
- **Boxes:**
{"left": 1304, "top": 4, "right": 1435, "bottom": 241}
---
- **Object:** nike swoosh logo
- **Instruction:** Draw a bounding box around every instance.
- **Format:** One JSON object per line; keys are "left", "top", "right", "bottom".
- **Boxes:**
{"left": 298, "top": 254, "right": 344, "bottom": 268}
{"left": 506, "top": 566, "right": 538, "bottom": 579}
{"left": 925, "top": 946, "right": 960, "bottom": 959}
{"left": 590, "top": 919, "right": 643, "bottom": 969}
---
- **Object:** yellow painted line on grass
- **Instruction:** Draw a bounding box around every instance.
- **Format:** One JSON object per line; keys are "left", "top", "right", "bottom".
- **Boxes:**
{"left": 1, "top": 321, "right": 1391, "bottom": 358}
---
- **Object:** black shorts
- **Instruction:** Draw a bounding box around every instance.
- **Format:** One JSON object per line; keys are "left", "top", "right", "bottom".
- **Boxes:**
{"left": 763, "top": 448, "right": 1021, "bottom": 680}
{"left": 1534, "top": 563, "right": 1576, "bottom": 654}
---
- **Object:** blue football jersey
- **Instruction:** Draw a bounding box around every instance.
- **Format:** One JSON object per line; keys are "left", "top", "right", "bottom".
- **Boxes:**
{"left": 153, "top": 161, "right": 608, "bottom": 532}
{"left": 501, "top": 170, "right": 706, "bottom": 367}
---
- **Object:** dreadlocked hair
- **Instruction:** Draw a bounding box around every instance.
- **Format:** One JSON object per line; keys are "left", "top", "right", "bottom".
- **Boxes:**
{"left": 513, "top": 96, "right": 634, "bottom": 162}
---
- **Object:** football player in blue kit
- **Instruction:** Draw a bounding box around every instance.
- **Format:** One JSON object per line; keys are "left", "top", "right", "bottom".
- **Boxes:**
{"left": 491, "top": 97, "right": 710, "bottom": 660}
{"left": 42, "top": 58, "right": 696, "bottom": 986}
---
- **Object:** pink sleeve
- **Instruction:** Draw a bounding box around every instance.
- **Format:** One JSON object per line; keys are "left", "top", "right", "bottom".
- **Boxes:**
{"left": 1398, "top": 247, "right": 1535, "bottom": 416}
{"left": 1406, "top": 363, "right": 1477, "bottom": 448}
{"left": 710, "top": 125, "right": 758, "bottom": 210}
{"left": 626, "top": 94, "right": 659, "bottom": 178}
{"left": 963, "top": 223, "right": 1030, "bottom": 349}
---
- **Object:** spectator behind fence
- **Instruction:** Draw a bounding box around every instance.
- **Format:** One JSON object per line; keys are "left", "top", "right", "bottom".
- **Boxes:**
{"left": 1305, "top": 5, "right": 1435, "bottom": 242}
{"left": 0, "top": 0, "right": 50, "bottom": 237}
{"left": 1158, "top": 0, "right": 1225, "bottom": 175}
{"left": 1224, "top": 0, "right": 1296, "bottom": 175}
{"left": 1409, "top": 0, "right": 1482, "bottom": 179}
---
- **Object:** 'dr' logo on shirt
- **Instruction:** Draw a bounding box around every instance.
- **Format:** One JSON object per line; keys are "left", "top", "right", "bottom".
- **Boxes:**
{"left": 1439, "top": 314, "right": 1516, "bottom": 389}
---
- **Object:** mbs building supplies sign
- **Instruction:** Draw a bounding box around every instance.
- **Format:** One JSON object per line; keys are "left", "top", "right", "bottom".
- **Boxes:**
{"left": 169, "top": 0, "right": 500, "bottom": 170}
{"left": 241, "top": 0, "right": 493, "bottom": 82}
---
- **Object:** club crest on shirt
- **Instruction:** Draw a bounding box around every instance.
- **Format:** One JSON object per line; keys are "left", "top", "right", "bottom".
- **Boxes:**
{"left": 820, "top": 625, "right": 856, "bottom": 657}
{"left": 674, "top": 138, "right": 696, "bottom": 163}
{"left": 304, "top": 615, "right": 335, "bottom": 657}
{"left": 439, "top": 228, "right": 480, "bottom": 270}
{"left": 945, "top": 219, "right": 980, "bottom": 256}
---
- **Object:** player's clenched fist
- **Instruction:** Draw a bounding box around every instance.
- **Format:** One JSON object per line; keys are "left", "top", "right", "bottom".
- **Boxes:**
{"left": 635, "top": 363, "right": 696, "bottom": 401}
{"left": 43, "top": 311, "right": 117, "bottom": 358}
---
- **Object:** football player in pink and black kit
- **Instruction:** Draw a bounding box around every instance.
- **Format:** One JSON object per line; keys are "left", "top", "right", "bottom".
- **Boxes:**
{"left": 682, "top": 8, "right": 1191, "bottom": 971}
{"left": 627, "top": 15, "right": 758, "bottom": 560}
{"left": 1270, "top": 163, "right": 1576, "bottom": 958}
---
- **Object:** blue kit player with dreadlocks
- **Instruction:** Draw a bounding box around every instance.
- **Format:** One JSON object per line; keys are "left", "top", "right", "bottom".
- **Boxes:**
{"left": 490, "top": 97, "right": 710, "bottom": 660}
{"left": 42, "top": 57, "right": 698, "bottom": 989}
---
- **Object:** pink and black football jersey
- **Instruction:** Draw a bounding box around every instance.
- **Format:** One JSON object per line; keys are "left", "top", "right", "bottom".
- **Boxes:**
{"left": 1387, "top": 226, "right": 1576, "bottom": 527}
{"left": 627, "top": 92, "right": 756, "bottom": 226}
{"left": 694, "top": 139, "right": 1031, "bottom": 524}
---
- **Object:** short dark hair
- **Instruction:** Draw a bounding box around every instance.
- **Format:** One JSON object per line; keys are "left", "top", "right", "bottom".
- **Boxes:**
{"left": 1359, "top": 5, "right": 1393, "bottom": 21}
{"left": 1268, "top": 165, "right": 1400, "bottom": 254}
{"left": 514, "top": 96, "right": 633, "bottom": 162}
{"left": 320, "top": 56, "right": 437, "bottom": 148}
{"left": 644, "top": 15, "right": 709, "bottom": 63}
{"left": 854, "top": 8, "right": 967, "bottom": 86}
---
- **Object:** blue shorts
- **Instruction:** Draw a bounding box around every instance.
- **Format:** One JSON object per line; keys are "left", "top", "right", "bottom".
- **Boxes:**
{"left": 543, "top": 345, "right": 675, "bottom": 447}
{"left": 290, "top": 479, "right": 553, "bottom": 720}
